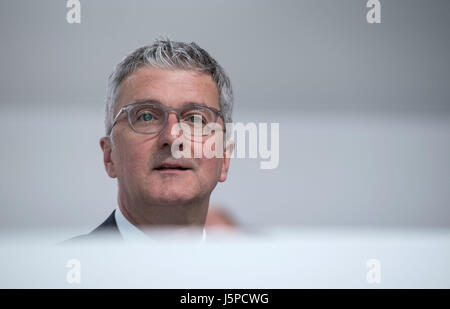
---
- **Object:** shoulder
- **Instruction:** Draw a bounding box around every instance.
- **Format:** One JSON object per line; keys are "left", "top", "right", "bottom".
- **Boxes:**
{"left": 60, "top": 210, "right": 123, "bottom": 245}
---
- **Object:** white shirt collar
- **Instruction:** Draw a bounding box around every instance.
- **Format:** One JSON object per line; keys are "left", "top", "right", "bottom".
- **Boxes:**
{"left": 115, "top": 207, "right": 206, "bottom": 243}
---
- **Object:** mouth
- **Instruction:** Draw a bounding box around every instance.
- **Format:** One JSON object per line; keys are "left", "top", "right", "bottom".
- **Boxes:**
{"left": 154, "top": 163, "right": 191, "bottom": 172}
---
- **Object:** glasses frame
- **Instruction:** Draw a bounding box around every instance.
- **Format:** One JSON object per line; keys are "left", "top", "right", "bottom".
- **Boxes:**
{"left": 108, "top": 101, "right": 226, "bottom": 137}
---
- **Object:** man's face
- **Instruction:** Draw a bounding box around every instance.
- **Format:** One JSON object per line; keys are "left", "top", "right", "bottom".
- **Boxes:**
{"left": 101, "top": 67, "right": 231, "bottom": 207}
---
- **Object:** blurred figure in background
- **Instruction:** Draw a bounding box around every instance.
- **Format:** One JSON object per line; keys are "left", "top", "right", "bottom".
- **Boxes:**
{"left": 205, "top": 205, "right": 239, "bottom": 231}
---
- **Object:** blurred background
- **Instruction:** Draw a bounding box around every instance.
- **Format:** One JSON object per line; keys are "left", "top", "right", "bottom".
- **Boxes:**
{"left": 0, "top": 0, "right": 449, "bottom": 237}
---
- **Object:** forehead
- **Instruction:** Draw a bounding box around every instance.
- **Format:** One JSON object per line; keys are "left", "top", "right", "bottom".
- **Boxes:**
{"left": 115, "top": 66, "right": 220, "bottom": 112}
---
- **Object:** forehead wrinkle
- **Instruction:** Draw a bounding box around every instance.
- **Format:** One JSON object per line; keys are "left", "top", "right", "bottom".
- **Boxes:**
{"left": 117, "top": 68, "right": 219, "bottom": 113}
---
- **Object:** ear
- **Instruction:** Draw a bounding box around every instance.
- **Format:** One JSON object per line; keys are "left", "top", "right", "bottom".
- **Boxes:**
{"left": 219, "top": 140, "right": 234, "bottom": 182}
{"left": 100, "top": 136, "right": 117, "bottom": 178}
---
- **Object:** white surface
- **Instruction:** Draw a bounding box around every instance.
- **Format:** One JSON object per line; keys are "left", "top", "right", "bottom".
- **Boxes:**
{"left": 1, "top": 228, "right": 449, "bottom": 288}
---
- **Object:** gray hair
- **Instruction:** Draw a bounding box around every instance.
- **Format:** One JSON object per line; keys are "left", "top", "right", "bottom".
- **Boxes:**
{"left": 105, "top": 38, "right": 233, "bottom": 139}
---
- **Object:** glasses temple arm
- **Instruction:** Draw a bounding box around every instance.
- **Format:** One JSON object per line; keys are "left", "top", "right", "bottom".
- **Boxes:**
{"left": 108, "top": 108, "right": 126, "bottom": 136}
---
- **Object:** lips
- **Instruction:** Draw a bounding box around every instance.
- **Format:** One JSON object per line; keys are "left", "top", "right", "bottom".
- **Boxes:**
{"left": 154, "top": 162, "right": 191, "bottom": 171}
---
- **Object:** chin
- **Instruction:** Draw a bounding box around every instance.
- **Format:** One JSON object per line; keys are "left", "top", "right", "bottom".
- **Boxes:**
{"left": 147, "top": 189, "right": 198, "bottom": 205}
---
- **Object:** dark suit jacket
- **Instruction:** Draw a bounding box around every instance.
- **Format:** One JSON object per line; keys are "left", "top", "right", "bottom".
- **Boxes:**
{"left": 62, "top": 210, "right": 123, "bottom": 244}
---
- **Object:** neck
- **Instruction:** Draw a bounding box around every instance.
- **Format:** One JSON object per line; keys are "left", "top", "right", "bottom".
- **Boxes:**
{"left": 117, "top": 190, "right": 209, "bottom": 235}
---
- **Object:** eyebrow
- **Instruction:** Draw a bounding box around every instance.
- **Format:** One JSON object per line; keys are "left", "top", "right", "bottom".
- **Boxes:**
{"left": 132, "top": 99, "right": 209, "bottom": 107}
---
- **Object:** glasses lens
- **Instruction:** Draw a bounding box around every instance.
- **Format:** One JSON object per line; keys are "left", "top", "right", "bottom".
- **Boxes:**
{"left": 180, "top": 107, "right": 217, "bottom": 137}
{"left": 130, "top": 104, "right": 165, "bottom": 134}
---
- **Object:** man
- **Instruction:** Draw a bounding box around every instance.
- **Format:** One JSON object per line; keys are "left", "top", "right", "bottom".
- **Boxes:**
{"left": 67, "top": 38, "right": 234, "bottom": 243}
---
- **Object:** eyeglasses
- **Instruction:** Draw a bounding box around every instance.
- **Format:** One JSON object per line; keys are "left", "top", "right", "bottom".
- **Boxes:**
{"left": 108, "top": 101, "right": 225, "bottom": 139}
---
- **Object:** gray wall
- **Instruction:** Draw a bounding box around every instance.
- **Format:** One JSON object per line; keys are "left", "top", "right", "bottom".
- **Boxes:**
{"left": 1, "top": 0, "right": 449, "bottom": 232}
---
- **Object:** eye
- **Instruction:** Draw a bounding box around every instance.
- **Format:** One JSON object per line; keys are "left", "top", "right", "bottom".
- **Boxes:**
{"left": 137, "top": 112, "right": 154, "bottom": 122}
{"left": 184, "top": 114, "right": 206, "bottom": 125}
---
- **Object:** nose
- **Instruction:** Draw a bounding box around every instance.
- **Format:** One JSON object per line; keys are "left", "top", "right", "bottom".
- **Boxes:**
{"left": 157, "top": 112, "right": 183, "bottom": 149}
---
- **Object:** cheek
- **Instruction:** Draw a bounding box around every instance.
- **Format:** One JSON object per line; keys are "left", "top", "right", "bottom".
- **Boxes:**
{"left": 197, "top": 157, "right": 223, "bottom": 181}
{"left": 191, "top": 141, "right": 204, "bottom": 157}
{"left": 114, "top": 140, "right": 152, "bottom": 180}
